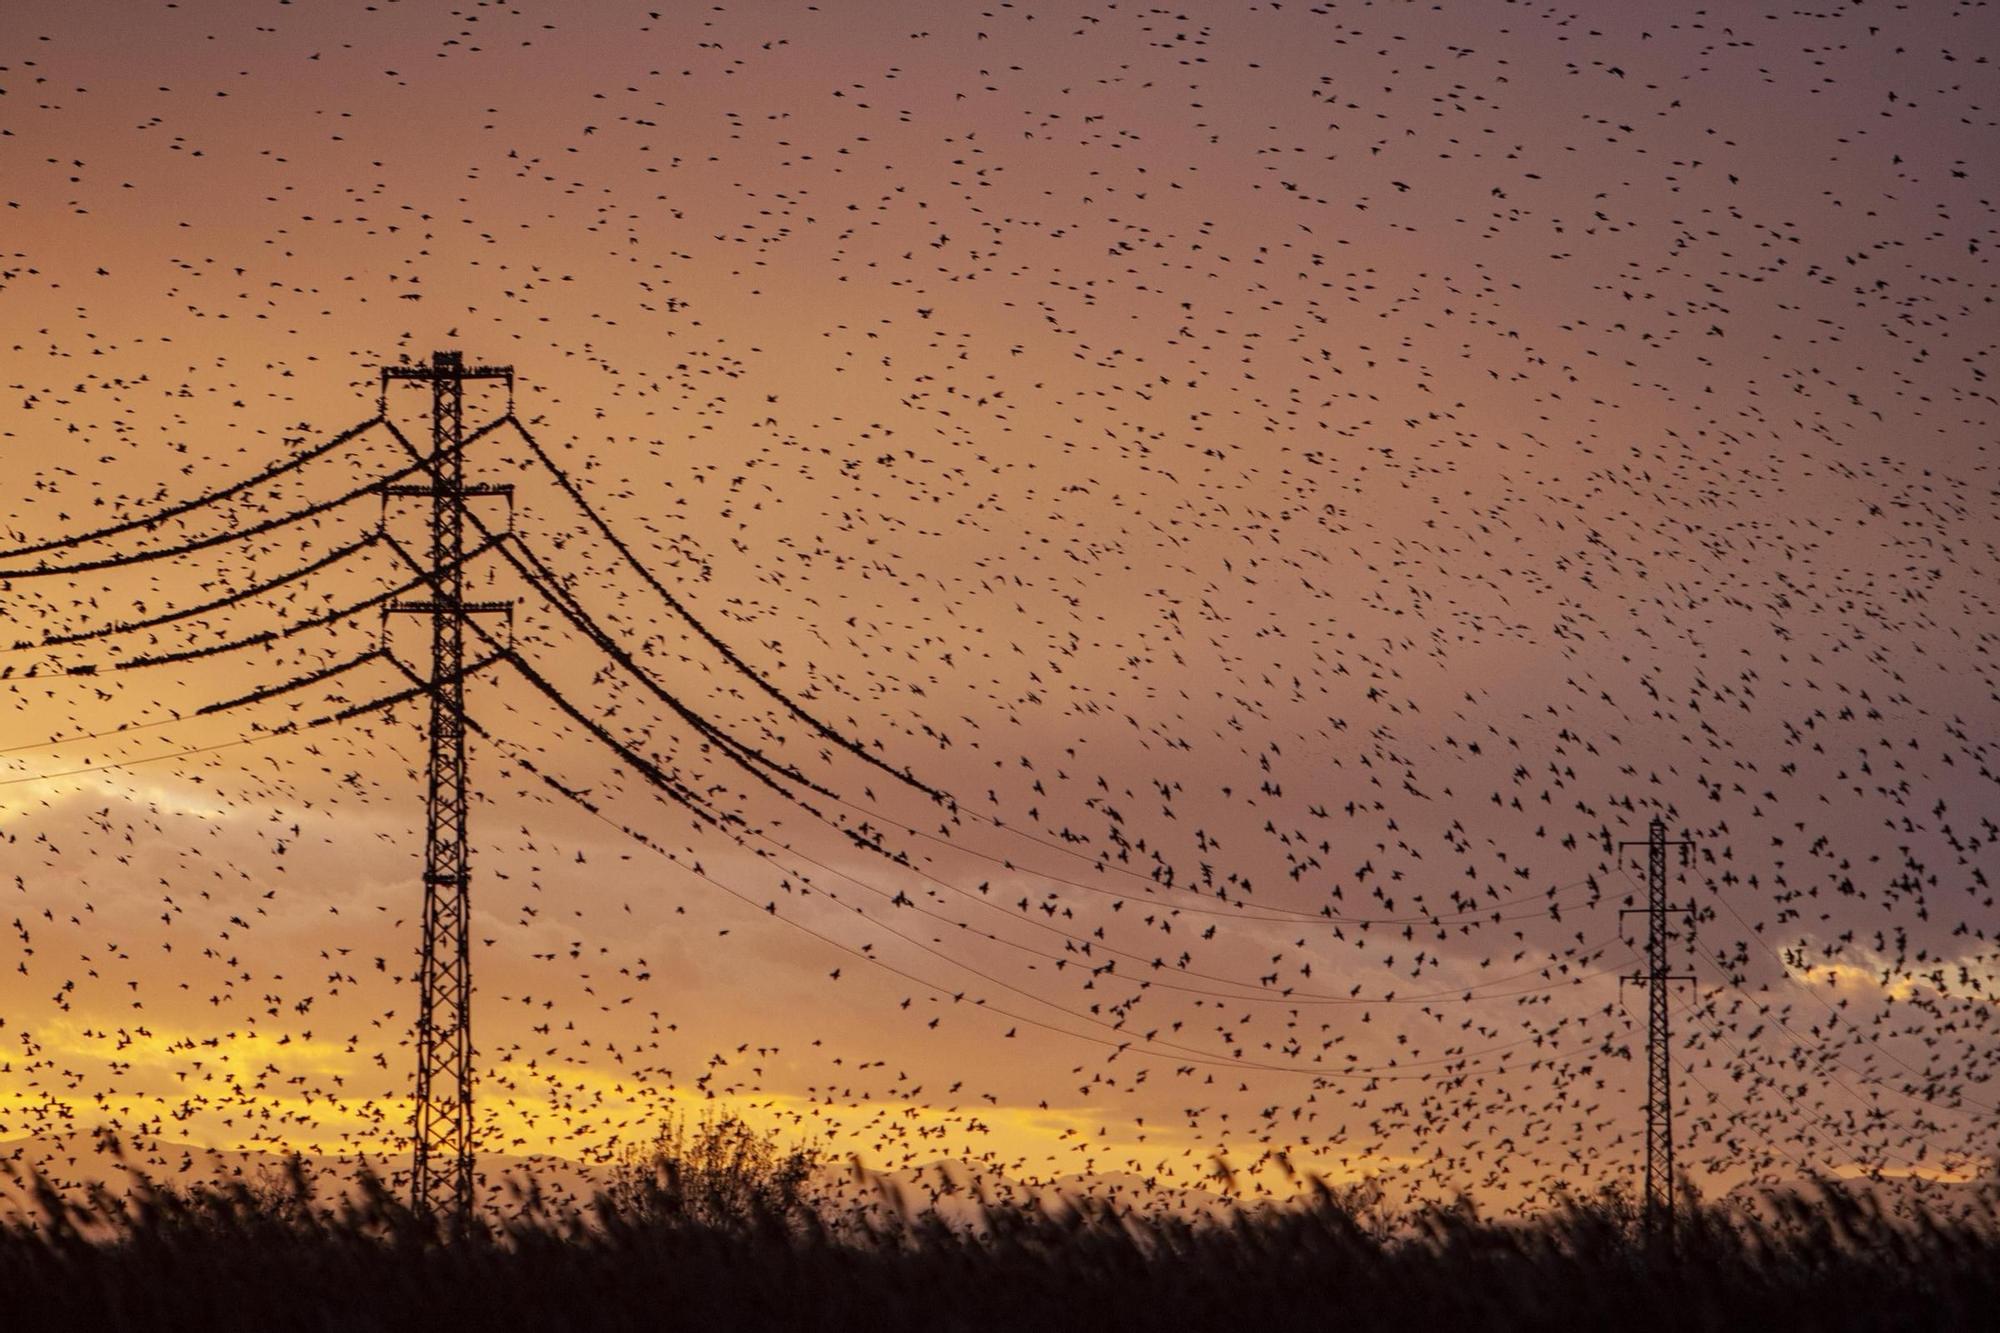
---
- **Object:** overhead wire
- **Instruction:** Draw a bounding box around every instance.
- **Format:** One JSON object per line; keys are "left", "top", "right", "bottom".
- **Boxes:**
{"left": 421, "top": 409, "right": 1593, "bottom": 936}
{"left": 497, "top": 530, "right": 836, "bottom": 801}
{"left": 490, "top": 638, "right": 730, "bottom": 832}
{"left": 7, "top": 393, "right": 1951, "bottom": 1181}
{"left": 1672, "top": 988, "right": 1932, "bottom": 1181}
{"left": 390, "top": 415, "right": 1647, "bottom": 1027}
{"left": 0, "top": 415, "right": 387, "bottom": 561}
{"left": 0, "top": 459, "right": 423, "bottom": 582}
{"left": 483, "top": 709, "right": 1561, "bottom": 1083}
{"left": 80, "top": 533, "right": 499, "bottom": 673}
{"left": 474, "top": 414, "right": 950, "bottom": 804}
{"left": 0, "top": 647, "right": 393, "bottom": 757}
{"left": 492, "top": 512, "right": 1600, "bottom": 932}
{"left": 445, "top": 515, "right": 1623, "bottom": 1003}
{"left": 0, "top": 656, "right": 428, "bottom": 789}
{"left": 324, "top": 651, "right": 502, "bottom": 727}
{"left": 0, "top": 735, "right": 277, "bottom": 788}
{"left": 1610, "top": 852, "right": 1998, "bottom": 1120}
{"left": 16, "top": 531, "right": 383, "bottom": 652}
{"left": 451, "top": 667, "right": 1586, "bottom": 1082}
{"left": 197, "top": 646, "right": 388, "bottom": 716}
{"left": 382, "top": 523, "right": 831, "bottom": 812}
{"left": 1704, "top": 880, "right": 2000, "bottom": 1117}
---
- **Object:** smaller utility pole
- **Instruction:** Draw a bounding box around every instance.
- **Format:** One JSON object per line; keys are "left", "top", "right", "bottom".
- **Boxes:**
{"left": 1620, "top": 815, "right": 1695, "bottom": 1242}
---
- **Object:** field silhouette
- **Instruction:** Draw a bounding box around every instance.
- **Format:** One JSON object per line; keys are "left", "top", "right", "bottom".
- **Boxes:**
{"left": 5, "top": 1122, "right": 1993, "bottom": 1332}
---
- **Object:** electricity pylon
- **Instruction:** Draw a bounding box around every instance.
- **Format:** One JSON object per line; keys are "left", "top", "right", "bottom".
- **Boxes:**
{"left": 1621, "top": 815, "right": 1695, "bottom": 1242}
{"left": 382, "top": 350, "right": 514, "bottom": 1230}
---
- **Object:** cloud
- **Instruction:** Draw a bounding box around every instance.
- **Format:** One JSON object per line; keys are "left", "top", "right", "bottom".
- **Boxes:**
{"left": 1782, "top": 946, "right": 2000, "bottom": 1004}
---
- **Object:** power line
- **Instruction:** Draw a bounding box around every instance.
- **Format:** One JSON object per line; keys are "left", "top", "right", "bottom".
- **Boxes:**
{"left": 446, "top": 652, "right": 1607, "bottom": 1081}
{"left": 456, "top": 521, "right": 1626, "bottom": 1003}
{"left": 0, "top": 734, "right": 278, "bottom": 787}
{"left": 0, "top": 660, "right": 424, "bottom": 789}
{"left": 100, "top": 561, "right": 442, "bottom": 671}
{"left": 1700, "top": 877, "right": 2000, "bottom": 1118}
{"left": 423, "top": 415, "right": 1596, "bottom": 938}
{"left": 0, "top": 648, "right": 391, "bottom": 759}
{"left": 0, "top": 415, "right": 388, "bottom": 561}
{"left": 7, "top": 350, "right": 1961, "bottom": 1220}
{"left": 1672, "top": 989, "right": 1929, "bottom": 1183}
{"left": 489, "top": 500, "right": 1603, "bottom": 931}
{"left": 0, "top": 461, "right": 422, "bottom": 581}
{"left": 495, "top": 641, "right": 728, "bottom": 831}
{"left": 485, "top": 414, "right": 950, "bottom": 805}
{"left": 394, "top": 525, "right": 834, "bottom": 808}
{"left": 198, "top": 646, "right": 387, "bottom": 716}
{"left": 478, "top": 712, "right": 1564, "bottom": 1084}
{"left": 14, "top": 531, "right": 382, "bottom": 651}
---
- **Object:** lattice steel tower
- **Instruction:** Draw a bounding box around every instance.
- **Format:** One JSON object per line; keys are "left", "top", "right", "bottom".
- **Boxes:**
{"left": 382, "top": 350, "right": 514, "bottom": 1229}
{"left": 1621, "top": 815, "right": 1694, "bottom": 1241}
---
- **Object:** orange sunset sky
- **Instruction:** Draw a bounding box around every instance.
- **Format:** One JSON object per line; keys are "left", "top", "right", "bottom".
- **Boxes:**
{"left": 0, "top": 0, "right": 1994, "bottom": 1214}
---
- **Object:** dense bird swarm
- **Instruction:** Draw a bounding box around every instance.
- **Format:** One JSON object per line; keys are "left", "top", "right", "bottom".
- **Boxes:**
{"left": 0, "top": 0, "right": 1992, "bottom": 1252}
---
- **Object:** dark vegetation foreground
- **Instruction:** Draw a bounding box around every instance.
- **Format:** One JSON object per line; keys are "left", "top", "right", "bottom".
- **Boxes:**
{"left": 1, "top": 1167, "right": 1993, "bottom": 1333}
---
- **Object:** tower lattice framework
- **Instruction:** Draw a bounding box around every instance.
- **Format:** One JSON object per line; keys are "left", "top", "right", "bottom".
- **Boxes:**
{"left": 383, "top": 350, "right": 514, "bottom": 1229}
{"left": 1621, "top": 815, "right": 1695, "bottom": 1241}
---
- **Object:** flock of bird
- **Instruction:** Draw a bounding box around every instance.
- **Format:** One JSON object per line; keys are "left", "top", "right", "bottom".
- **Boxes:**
{"left": 0, "top": 0, "right": 1992, "bottom": 1219}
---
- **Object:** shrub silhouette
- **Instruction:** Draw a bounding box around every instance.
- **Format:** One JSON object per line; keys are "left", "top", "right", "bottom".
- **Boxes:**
{"left": 1, "top": 1149, "right": 1996, "bottom": 1331}
{"left": 601, "top": 1106, "right": 822, "bottom": 1233}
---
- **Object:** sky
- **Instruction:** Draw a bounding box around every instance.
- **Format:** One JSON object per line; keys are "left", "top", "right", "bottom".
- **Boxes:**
{"left": 0, "top": 0, "right": 1994, "bottom": 1216}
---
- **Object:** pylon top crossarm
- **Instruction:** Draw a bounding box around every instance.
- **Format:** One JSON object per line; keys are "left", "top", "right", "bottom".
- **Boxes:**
{"left": 382, "top": 357, "right": 513, "bottom": 385}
